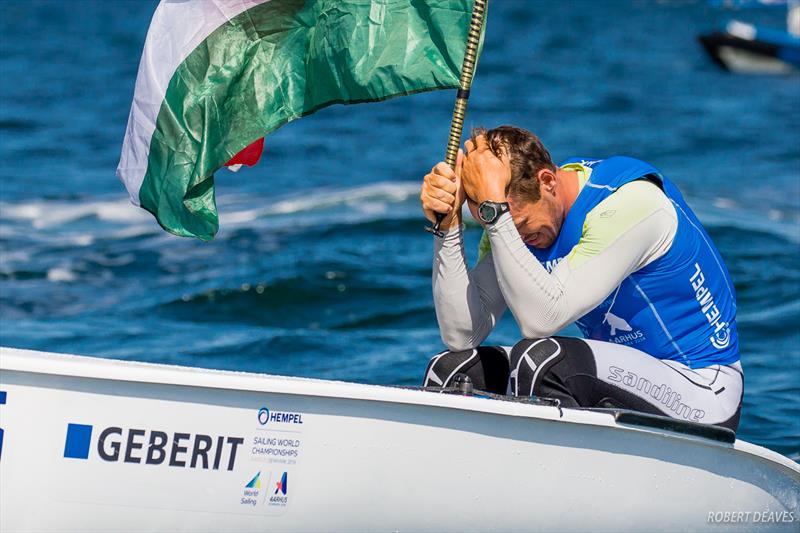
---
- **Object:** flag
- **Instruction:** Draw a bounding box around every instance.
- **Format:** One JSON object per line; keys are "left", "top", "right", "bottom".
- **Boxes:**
{"left": 117, "top": 0, "right": 480, "bottom": 240}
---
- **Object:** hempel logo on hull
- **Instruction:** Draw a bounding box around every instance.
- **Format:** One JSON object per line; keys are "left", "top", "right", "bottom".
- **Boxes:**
{"left": 63, "top": 423, "right": 245, "bottom": 471}
{"left": 257, "top": 407, "right": 304, "bottom": 426}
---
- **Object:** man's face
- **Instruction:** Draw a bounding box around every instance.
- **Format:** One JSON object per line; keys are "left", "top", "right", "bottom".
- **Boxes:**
{"left": 507, "top": 194, "right": 563, "bottom": 248}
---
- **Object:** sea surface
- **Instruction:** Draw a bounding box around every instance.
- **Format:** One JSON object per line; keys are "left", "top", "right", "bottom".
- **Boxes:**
{"left": 0, "top": 1, "right": 798, "bottom": 460}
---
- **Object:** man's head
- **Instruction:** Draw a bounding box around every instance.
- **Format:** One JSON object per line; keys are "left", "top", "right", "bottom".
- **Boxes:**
{"left": 471, "top": 125, "right": 567, "bottom": 249}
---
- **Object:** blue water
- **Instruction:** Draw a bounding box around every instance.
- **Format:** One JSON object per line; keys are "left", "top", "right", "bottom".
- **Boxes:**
{"left": 1, "top": 1, "right": 798, "bottom": 459}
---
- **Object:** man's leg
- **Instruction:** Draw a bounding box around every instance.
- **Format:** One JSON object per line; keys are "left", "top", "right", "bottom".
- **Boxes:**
{"left": 422, "top": 347, "right": 510, "bottom": 394}
{"left": 509, "top": 337, "right": 743, "bottom": 430}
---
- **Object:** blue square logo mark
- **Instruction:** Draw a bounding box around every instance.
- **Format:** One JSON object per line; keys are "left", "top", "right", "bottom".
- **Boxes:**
{"left": 64, "top": 423, "right": 93, "bottom": 459}
{"left": 0, "top": 390, "right": 6, "bottom": 459}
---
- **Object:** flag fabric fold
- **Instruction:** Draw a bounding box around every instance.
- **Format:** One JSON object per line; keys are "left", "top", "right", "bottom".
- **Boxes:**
{"left": 117, "top": 0, "right": 478, "bottom": 240}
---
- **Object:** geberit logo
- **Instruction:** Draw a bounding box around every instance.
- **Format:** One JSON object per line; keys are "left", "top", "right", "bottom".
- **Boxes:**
{"left": 63, "top": 423, "right": 245, "bottom": 471}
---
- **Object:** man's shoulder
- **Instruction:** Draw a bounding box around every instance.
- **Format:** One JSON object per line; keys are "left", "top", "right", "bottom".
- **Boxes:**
{"left": 559, "top": 157, "right": 604, "bottom": 168}
{"left": 560, "top": 155, "right": 651, "bottom": 168}
{"left": 584, "top": 180, "right": 676, "bottom": 230}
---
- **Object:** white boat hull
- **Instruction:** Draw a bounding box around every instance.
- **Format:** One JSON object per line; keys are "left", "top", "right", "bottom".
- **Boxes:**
{"left": 1, "top": 347, "right": 798, "bottom": 532}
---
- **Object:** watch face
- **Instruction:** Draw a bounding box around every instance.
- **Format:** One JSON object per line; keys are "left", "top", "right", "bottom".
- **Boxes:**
{"left": 479, "top": 202, "right": 497, "bottom": 223}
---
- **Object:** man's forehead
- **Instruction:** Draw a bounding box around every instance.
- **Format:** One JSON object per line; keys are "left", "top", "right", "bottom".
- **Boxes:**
{"left": 508, "top": 196, "right": 542, "bottom": 214}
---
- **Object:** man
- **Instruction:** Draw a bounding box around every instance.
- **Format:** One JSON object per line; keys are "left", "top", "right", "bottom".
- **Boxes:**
{"left": 419, "top": 126, "right": 743, "bottom": 430}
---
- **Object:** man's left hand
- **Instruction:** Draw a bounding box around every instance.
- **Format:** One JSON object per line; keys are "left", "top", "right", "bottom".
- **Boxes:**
{"left": 462, "top": 134, "right": 511, "bottom": 204}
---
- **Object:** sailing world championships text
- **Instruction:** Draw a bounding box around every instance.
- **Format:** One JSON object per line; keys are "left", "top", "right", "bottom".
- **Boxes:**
{"left": 252, "top": 436, "right": 300, "bottom": 458}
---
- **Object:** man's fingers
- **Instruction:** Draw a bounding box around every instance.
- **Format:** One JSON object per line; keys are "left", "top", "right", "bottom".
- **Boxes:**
{"left": 430, "top": 190, "right": 455, "bottom": 206}
{"left": 432, "top": 161, "right": 456, "bottom": 180}
{"left": 422, "top": 181, "right": 455, "bottom": 203}
{"left": 455, "top": 149, "right": 464, "bottom": 176}
{"left": 426, "top": 173, "right": 457, "bottom": 194}
{"left": 473, "top": 134, "right": 488, "bottom": 151}
{"left": 422, "top": 192, "right": 453, "bottom": 214}
{"left": 464, "top": 139, "right": 474, "bottom": 154}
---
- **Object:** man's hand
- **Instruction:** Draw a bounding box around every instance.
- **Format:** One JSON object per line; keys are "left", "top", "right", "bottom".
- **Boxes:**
{"left": 462, "top": 134, "right": 511, "bottom": 204}
{"left": 420, "top": 149, "right": 466, "bottom": 230}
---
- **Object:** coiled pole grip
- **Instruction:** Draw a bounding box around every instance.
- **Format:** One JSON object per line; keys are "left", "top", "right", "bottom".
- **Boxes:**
{"left": 426, "top": 0, "right": 488, "bottom": 237}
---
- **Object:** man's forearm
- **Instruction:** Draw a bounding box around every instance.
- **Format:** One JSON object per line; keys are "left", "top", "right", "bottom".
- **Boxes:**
{"left": 484, "top": 214, "right": 567, "bottom": 338}
{"left": 432, "top": 226, "right": 505, "bottom": 351}
{"left": 485, "top": 202, "right": 676, "bottom": 338}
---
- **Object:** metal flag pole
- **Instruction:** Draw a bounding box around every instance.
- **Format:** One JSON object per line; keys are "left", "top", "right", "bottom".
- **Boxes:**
{"left": 426, "top": 0, "right": 488, "bottom": 237}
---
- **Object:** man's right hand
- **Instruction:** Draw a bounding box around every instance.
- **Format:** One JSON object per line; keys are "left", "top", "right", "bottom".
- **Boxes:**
{"left": 420, "top": 149, "right": 466, "bottom": 231}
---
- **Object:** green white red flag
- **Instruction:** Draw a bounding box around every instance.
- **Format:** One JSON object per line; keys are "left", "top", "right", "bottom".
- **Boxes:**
{"left": 117, "top": 0, "right": 479, "bottom": 240}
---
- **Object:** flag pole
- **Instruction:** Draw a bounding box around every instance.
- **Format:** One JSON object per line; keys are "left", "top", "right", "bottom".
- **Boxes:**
{"left": 426, "top": 0, "right": 488, "bottom": 238}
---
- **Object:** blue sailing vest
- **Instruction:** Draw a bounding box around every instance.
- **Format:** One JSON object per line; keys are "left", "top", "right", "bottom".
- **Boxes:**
{"left": 530, "top": 156, "right": 739, "bottom": 368}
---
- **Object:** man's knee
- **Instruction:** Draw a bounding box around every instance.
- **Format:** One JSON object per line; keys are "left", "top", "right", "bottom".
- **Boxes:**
{"left": 509, "top": 337, "right": 595, "bottom": 397}
{"left": 423, "top": 347, "right": 509, "bottom": 393}
{"left": 423, "top": 349, "right": 476, "bottom": 387}
{"left": 509, "top": 338, "right": 565, "bottom": 397}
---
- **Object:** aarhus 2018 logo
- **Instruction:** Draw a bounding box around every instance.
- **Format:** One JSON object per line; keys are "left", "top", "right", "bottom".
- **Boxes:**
{"left": 274, "top": 472, "right": 287, "bottom": 495}
{"left": 269, "top": 472, "right": 289, "bottom": 507}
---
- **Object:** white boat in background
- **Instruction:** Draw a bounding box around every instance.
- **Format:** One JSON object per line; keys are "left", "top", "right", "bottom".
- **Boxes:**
{"left": 1, "top": 346, "right": 798, "bottom": 532}
{"left": 699, "top": 20, "right": 800, "bottom": 73}
{"left": 699, "top": 1, "right": 800, "bottom": 73}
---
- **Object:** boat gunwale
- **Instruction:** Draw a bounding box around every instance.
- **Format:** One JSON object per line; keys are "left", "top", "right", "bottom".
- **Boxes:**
{"left": 2, "top": 345, "right": 798, "bottom": 476}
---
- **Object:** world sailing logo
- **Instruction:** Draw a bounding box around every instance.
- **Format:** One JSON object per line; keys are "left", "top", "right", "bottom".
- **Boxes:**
{"left": 246, "top": 472, "right": 262, "bottom": 489}
{"left": 241, "top": 471, "right": 264, "bottom": 507}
